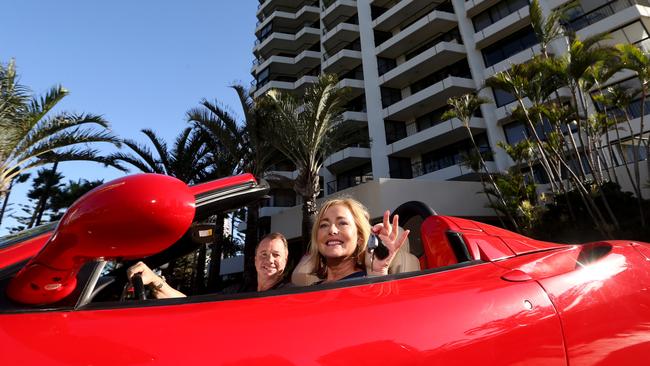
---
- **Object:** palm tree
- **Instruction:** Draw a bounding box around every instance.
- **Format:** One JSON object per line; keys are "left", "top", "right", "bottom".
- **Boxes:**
{"left": 616, "top": 43, "right": 650, "bottom": 202}
{"left": 486, "top": 57, "right": 615, "bottom": 236}
{"left": 187, "top": 84, "right": 280, "bottom": 288}
{"left": 109, "top": 127, "right": 213, "bottom": 183}
{"left": 530, "top": 0, "right": 564, "bottom": 58}
{"left": 265, "top": 74, "right": 349, "bottom": 249}
{"left": 442, "top": 94, "right": 519, "bottom": 230}
{"left": 0, "top": 60, "right": 123, "bottom": 202}
{"left": 0, "top": 173, "right": 29, "bottom": 228}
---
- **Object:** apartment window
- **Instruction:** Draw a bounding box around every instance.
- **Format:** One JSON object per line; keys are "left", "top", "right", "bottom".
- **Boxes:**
{"left": 437, "top": 0, "right": 454, "bottom": 12}
{"left": 374, "top": 30, "right": 392, "bottom": 46}
{"left": 256, "top": 67, "right": 270, "bottom": 88}
{"left": 344, "top": 94, "right": 366, "bottom": 112}
{"left": 371, "top": 5, "right": 389, "bottom": 20}
{"left": 345, "top": 38, "right": 362, "bottom": 52}
{"left": 381, "top": 87, "right": 402, "bottom": 108}
{"left": 503, "top": 118, "right": 555, "bottom": 145}
{"left": 410, "top": 59, "right": 471, "bottom": 94}
{"left": 482, "top": 26, "right": 538, "bottom": 67}
{"left": 258, "top": 23, "right": 272, "bottom": 42}
{"left": 341, "top": 65, "right": 363, "bottom": 80}
{"left": 418, "top": 134, "right": 492, "bottom": 176}
{"left": 271, "top": 189, "right": 296, "bottom": 207}
{"left": 503, "top": 121, "right": 529, "bottom": 145}
{"left": 385, "top": 120, "right": 407, "bottom": 144}
{"left": 389, "top": 157, "right": 413, "bottom": 179}
{"left": 472, "top": 0, "right": 529, "bottom": 32}
{"left": 329, "top": 164, "right": 373, "bottom": 194}
{"left": 377, "top": 57, "right": 397, "bottom": 76}
{"left": 414, "top": 105, "right": 480, "bottom": 131}
{"left": 617, "top": 134, "right": 650, "bottom": 163}
{"left": 493, "top": 88, "right": 517, "bottom": 108}
{"left": 399, "top": 0, "right": 454, "bottom": 31}
{"left": 405, "top": 27, "right": 462, "bottom": 61}
{"left": 601, "top": 20, "right": 650, "bottom": 51}
{"left": 563, "top": 0, "right": 650, "bottom": 32}
{"left": 592, "top": 77, "right": 650, "bottom": 120}
{"left": 415, "top": 106, "right": 450, "bottom": 131}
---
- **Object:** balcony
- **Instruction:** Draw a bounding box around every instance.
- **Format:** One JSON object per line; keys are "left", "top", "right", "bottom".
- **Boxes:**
{"left": 252, "top": 50, "right": 321, "bottom": 75}
{"left": 254, "top": 27, "right": 320, "bottom": 59}
{"left": 412, "top": 160, "right": 498, "bottom": 181}
{"left": 322, "top": 0, "right": 357, "bottom": 28}
{"left": 376, "top": 10, "right": 457, "bottom": 58}
{"left": 324, "top": 146, "right": 371, "bottom": 173}
{"left": 337, "top": 78, "right": 365, "bottom": 100}
{"left": 260, "top": 206, "right": 290, "bottom": 218}
{"left": 465, "top": 0, "right": 502, "bottom": 17}
{"left": 341, "top": 111, "right": 368, "bottom": 129}
{"left": 387, "top": 117, "right": 486, "bottom": 157}
{"left": 383, "top": 76, "right": 475, "bottom": 121}
{"left": 494, "top": 88, "right": 572, "bottom": 122}
{"left": 255, "top": 5, "right": 319, "bottom": 38}
{"left": 379, "top": 42, "right": 466, "bottom": 88}
{"left": 322, "top": 49, "right": 362, "bottom": 74}
{"left": 483, "top": 44, "right": 542, "bottom": 77}
{"left": 253, "top": 75, "right": 319, "bottom": 98}
{"left": 323, "top": 23, "right": 360, "bottom": 52}
{"left": 258, "top": 0, "right": 315, "bottom": 17}
{"left": 370, "top": 0, "right": 393, "bottom": 6}
{"left": 475, "top": 6, "right": 530, "bottom": 49}
{"left": 326, "top": 173, "right": 373, "bottom": 195}
{"left": 373, "top": 0, "right": 442, "bottom": 32}
{"left": 567, "top": 0, "right": 650, "bottom": 38}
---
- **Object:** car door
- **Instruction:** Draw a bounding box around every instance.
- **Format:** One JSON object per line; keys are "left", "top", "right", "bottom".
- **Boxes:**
{"left": 1, "top": 260, "right": 566, "bottom": 365}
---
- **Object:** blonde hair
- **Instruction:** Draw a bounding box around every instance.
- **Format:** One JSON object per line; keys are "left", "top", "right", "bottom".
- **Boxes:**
{"left": 308, "top": 198, "right": 371, "bottom": 278}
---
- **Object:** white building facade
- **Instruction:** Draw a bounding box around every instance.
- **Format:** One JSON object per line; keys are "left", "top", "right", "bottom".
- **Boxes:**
{"left": 251, "top": 0, "right": 650, "bottom": 236}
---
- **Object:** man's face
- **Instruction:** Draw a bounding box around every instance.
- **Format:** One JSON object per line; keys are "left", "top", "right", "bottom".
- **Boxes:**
{"left": 254, "top": 238, "right": 288, "bottom": 279}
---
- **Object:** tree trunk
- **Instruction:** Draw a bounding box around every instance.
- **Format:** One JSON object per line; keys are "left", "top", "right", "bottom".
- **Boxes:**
{"left": 193, "top": 245, "right": 207, "bottom": 294}
{"left": 243, "top": 204, "right": 260, "bottom": 288}
{"left": 32, "top": 161, "right": 59, "bottom": 228}
{"left": 207, "top": 241, "right": 223, "bottom": 290}
{"left": 467, "top": 128, "right": 519, "bottom": 231}
{"left": 301, "top": 196, "right": 316, "bottom": 256}
{"left": 0, "top": 185, "right": 10, "bottom": 228}
{"left": 208, "top": 214, "right": 226, "bottom": 290}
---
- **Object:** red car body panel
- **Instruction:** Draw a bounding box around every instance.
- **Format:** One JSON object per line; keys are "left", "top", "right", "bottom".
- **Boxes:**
{"left": 2, "top": 262, "right": 567, "bottom": 365}
{"left": 0, "top": 232, "right": 51, "bottom": 269}
{"left": 0, "top": 173, "right": 648, "bottom": 365}
{"left": 188, "top": 173, "right": 256, "bottom": 196}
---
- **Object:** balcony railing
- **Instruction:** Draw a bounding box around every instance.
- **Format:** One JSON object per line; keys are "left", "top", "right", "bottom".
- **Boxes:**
{"left": 326, "top": 174, "right": 372, "bottom": 194}
{"left": 563, "top": 0, "right": 650, "bottom": 32}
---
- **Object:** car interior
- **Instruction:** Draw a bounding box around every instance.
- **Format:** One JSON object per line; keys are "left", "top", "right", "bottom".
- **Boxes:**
{"left": 0, "top": 177, "right": 482, "bottom": 313}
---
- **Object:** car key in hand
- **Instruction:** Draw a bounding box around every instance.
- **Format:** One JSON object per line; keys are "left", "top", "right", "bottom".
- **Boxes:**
{"left": 367, "top": 234, "right": 390, "bottom": 271}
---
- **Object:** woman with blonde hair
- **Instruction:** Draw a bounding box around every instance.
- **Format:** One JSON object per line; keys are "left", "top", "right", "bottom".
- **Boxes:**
{"left": 306, "top": 197, "right": 409, "bottom": 283}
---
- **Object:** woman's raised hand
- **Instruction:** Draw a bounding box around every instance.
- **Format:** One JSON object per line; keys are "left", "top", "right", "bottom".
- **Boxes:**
{"left": 368, "top": 210, "right": 410, "bottom": 275}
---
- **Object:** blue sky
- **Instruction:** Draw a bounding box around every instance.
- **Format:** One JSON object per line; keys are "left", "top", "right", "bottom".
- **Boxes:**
{"left": 0, "top": 1, "right": 258, "bottom": 233}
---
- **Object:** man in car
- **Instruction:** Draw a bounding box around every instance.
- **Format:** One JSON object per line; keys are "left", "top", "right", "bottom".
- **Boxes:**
{"left": 126, "top": 232, "right": 289, "bottom": 298}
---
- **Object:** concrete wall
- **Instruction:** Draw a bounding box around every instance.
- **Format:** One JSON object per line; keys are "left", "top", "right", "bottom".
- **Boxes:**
{"left": 270, "top": 178, "right": 493, "bottom": 239}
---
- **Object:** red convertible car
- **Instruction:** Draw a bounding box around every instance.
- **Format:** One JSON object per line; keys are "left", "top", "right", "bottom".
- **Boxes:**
{"left": 1, "top": 173, "right": 649, "bottom": 365}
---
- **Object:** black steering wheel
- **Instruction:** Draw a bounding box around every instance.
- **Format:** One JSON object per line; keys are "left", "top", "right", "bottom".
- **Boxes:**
{"left": 120, "top": 273, "right": 147, "bottom": 301}
{"left": 131, "top": 273, "right": 147, "bottom": 300}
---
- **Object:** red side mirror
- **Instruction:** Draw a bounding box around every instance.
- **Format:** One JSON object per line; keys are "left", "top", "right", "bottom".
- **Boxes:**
{"left": 7, "top": 174, "right": 196, "bottom": 305}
